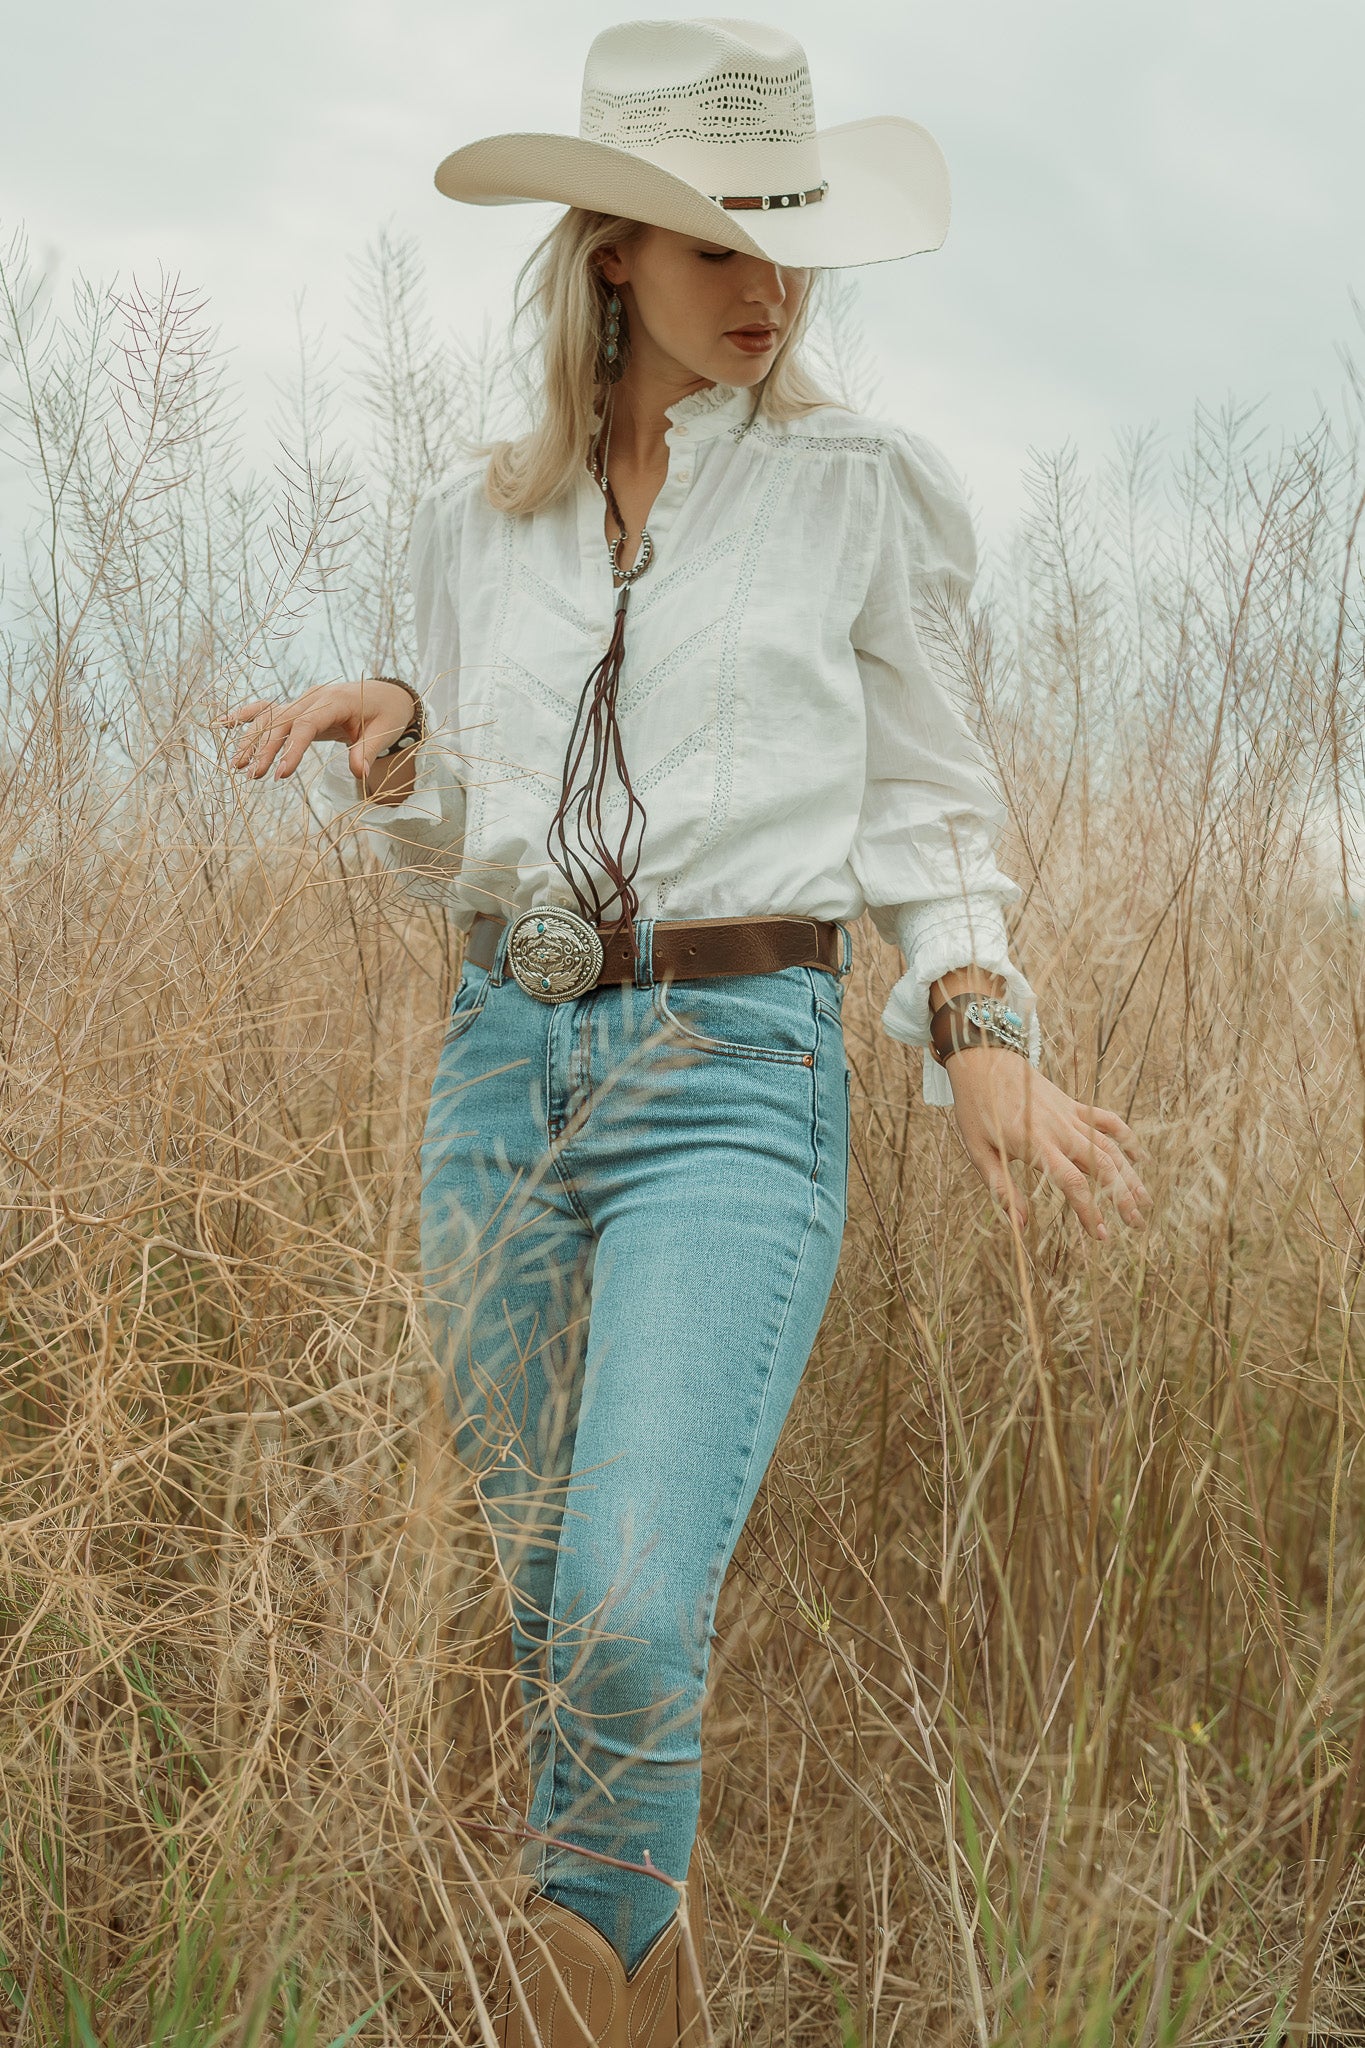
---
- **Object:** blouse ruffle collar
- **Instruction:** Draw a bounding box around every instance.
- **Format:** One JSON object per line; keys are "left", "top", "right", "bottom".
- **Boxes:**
{"left": 662, "top": 380, "right": 757, "bottom": 440}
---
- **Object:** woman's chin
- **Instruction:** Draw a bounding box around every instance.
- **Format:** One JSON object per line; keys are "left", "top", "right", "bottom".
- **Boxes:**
{"left": 707, "top": 351, "right": 771, "bottom": 386}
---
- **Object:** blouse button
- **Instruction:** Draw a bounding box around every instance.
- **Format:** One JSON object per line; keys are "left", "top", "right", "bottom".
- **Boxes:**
{"left": 674, "top": 424, "right": 690, "bottom": 436}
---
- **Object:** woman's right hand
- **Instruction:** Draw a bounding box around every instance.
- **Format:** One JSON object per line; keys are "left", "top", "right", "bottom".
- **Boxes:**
{"left": 218, "top": 679, "right": 418, "bottom": 795}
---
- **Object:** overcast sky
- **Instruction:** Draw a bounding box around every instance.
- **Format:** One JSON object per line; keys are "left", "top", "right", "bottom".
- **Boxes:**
{"left": 2, "top": 0, "right": 1363, "bottom": 553}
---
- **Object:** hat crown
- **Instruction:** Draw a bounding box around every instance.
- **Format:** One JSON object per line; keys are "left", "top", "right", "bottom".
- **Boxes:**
{"left": 578, "top": 18, "right": 822, "bottom": 196}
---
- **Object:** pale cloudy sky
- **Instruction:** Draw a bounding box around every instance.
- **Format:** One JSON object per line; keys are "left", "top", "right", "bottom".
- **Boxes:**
{"left": 2, "top": 0, "right": 1363, "bottom": 551}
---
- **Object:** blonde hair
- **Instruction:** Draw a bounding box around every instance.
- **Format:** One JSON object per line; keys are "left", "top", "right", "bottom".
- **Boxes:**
{"left": 476, "top": 208, "right": 839, "bottom": 518}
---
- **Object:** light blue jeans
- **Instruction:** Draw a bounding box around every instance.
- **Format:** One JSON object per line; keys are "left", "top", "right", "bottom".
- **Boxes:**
{"left": 419, "top": 918, "right": 852, "bottom": 1971}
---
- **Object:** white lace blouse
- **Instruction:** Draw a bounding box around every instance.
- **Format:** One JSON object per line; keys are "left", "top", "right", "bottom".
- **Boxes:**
{"left": 313, "top": 377, "right": 1039, "bottom": 1105}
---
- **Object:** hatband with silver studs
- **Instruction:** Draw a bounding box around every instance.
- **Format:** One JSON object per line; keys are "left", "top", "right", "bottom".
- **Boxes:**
{"left": 708, "top": 180, "right": 829, "bottom": 211}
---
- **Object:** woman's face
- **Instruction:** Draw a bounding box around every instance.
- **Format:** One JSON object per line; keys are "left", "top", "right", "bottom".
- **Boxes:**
{"left": 598, "top": 224, "right": 810, "bottom": 392}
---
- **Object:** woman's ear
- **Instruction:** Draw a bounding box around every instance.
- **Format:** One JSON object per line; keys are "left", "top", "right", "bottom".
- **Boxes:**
{"left": 596, "top": 244, "right": 627, "bottom": 288}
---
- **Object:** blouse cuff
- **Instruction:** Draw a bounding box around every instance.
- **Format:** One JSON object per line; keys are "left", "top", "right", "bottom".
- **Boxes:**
{"left": 874, "top": 895, "right": 1041, "bottom": 1108}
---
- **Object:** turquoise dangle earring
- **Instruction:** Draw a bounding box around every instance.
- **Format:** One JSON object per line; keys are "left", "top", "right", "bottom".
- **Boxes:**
{"left": 603, "top": 289, "right": 625, "bottom": 382}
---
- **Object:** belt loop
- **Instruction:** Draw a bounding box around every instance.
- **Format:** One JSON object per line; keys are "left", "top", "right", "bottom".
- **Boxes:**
{"left": 838, "top": 921, "right": 854, "bottom": 978}
{"left": 491, "top": 918, "right": 512, "bottom": 985}
{"left": 633, "top": 917, "right": 654, "bottom": 989}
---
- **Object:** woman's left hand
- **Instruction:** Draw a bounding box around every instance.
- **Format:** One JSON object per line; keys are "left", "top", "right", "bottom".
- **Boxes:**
{"left": 945, "top": 1048, "right": 1150, "bottom": 1241}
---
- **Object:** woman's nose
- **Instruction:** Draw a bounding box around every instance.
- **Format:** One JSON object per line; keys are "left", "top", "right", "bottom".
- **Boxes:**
{"left": 743, "top": 262, "right": 787, "bottom": 305}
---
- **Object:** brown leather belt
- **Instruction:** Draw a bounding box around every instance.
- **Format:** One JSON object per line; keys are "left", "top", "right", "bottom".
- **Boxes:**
{"left": 465, "top": 910, "right": 846, "bottom": 989}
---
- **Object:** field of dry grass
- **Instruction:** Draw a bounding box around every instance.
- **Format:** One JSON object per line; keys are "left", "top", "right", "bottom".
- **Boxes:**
{"left": 2, "top": 228, "right": 1365, "bottom": 2046}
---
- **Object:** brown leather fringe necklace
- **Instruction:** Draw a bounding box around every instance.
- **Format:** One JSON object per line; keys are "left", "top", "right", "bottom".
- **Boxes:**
{"left": 546, "top": 387, "right": 651, "bottom": 969}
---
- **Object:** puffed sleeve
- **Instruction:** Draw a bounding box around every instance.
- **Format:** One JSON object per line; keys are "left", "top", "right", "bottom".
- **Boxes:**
{"left": 311, "top": 480, "right": 472, "bottom": 920}
{"left": 849, "top": 427, "right": 1039, "bottom": 1107}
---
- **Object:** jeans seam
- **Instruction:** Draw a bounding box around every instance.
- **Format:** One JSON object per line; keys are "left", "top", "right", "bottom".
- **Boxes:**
{"left": 810, "top": 1002, "right": 829, "bottom": 1193}
{"left": 699, "top": 1039, "right": 821, "bottom": 1632}
{"left": 529, "top": 1498, "right": 574, "bottom": 1884}
{"left": 843, "top": 1063, "right": 853, "bottom": 1225}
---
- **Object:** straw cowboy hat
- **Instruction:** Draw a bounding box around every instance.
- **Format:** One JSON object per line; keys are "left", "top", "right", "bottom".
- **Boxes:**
{"left": 434, "top": 16, "right": 950, "bottom": 269}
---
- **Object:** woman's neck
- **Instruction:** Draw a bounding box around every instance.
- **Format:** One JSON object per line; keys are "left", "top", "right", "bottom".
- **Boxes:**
{"left": 602, "top": 367, "right": 717, "bottom": 469}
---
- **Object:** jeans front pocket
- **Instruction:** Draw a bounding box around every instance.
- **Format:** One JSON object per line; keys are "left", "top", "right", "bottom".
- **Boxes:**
{"left": 443, "top": 960, "right": 493, "bottom": 1043}
{"left": 651, "top": 965, "right": 821, "bottom": 1064}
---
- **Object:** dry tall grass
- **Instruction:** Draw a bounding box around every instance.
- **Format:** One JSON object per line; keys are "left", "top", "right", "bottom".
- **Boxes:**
{"left": 2, "top": 224, "right": 1364, "bottom": 2047}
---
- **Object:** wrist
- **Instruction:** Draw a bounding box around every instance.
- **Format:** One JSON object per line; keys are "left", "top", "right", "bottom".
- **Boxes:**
{"left": 944, "top": 1041, "right": 1026, "bottom": 1075}
{"left": 940, "top": 1040, "right": 1030, "bottom": 1108}
{"left": 350, "top": 678, "right": 425, "bottom": 799}
{"left": 366, "top": 677, "right": 426, "bottom": 759}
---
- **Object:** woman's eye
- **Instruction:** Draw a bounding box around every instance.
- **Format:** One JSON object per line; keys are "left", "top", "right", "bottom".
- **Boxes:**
{"left": 698, "top": 250, "right": 733, "bottom": 263}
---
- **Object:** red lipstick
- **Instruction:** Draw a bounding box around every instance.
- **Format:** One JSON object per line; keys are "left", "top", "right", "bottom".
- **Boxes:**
{"left": 726, "top": 325, "right": 778, "bottom": 353}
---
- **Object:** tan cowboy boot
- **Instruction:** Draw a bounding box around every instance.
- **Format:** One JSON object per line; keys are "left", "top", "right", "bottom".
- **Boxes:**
{"left": 493, "top": 1896, "right": 627, "bottom": 2047}
{"left": 621, "top": 1856, "right": 710, "bottom": 2047}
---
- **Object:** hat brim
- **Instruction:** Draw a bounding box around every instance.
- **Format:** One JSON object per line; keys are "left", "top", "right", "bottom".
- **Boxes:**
{"left": 432, "top": 117, "right": 949, "bottom": 269}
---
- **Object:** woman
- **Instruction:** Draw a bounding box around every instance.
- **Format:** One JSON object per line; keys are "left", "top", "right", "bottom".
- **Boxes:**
{"left": 223, "top": 20, "right": 1149, "bottom": 2043}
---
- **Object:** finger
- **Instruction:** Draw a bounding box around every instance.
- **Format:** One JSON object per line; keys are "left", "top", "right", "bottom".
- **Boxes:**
{"left": 963, "top": 1134, "right": 1029, "bottom": 1232}
{"left": 1093, "top": 1134, "right": 1152, "bottom": 1208}
{"left": 271, "top": 713, "right": 324, "bottom": 779}
{"left": 1061, "top": 1131, "right": 1146, "bottom": 1228}
{"left": 355, "top": 718, "right": 406, "bottom": 775}
{"left": 1074, "top": 1101, "right": 1141, "bottom": 1156}
{"left": 1041, "top": 1146, "right": 1109, "bottom": 1240}
{"left": 345, "top": 733, "right": 389, "bottom": 786}
{"left": 219, "top": 697, "right": 277, "bottom": 731}
{"left": 1062, "top": 1123, "right": 1151, "bottom": 1224}
{"left": 1063, "top": 1122, "right": 1132, "bottom": 1186}
{"left": 224, "top": 689, "right": 333, "bottom": 760}
{"left": 248, "top": 715, "right": 296, "bottom": 778}
{"left": 229, "top": 703, "right": 287, "bottom": 769}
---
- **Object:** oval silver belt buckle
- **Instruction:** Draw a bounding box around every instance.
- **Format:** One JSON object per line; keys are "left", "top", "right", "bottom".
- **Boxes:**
{"left": 505, "top": 906, "right": 605, "bottom": 1003}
